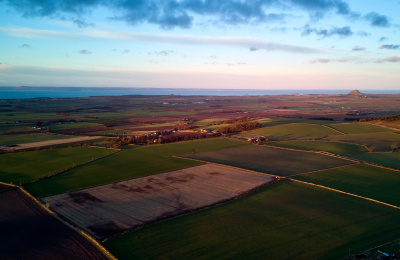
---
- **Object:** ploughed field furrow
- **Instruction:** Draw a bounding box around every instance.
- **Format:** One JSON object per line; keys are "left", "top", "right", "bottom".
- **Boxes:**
{"left": 43, "top": 164, "right": 275, "bottom": 240}
{"left": 0, "top": 189, "right": 109, "bottom": 260}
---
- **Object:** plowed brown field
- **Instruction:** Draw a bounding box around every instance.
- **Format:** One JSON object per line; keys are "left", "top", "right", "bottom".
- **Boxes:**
{"left": 0, "top": 189, "right": 109, "bottom": 260}
{"left": 43, "top": 164, "right": 275, "bottom": 239}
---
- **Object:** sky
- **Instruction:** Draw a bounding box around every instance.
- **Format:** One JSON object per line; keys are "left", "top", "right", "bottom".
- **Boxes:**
{"left": 0, "top": 0, "right": 399, "bottom": 90}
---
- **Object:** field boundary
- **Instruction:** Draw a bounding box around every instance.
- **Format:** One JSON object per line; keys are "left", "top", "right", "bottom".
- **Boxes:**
{"left": 290, "top": 178, "right": 400, "bottom": 210}
{"left": 263, "top": 143, "right": 360, "bottom": 163}
{"left": 103, "top": 176, "right": 279, "bottom": 243}
{"left": 23, "top": 149, "right": 121, "bottom": 186}
{"left": 322, "top": 124, "right": 347, "bottom": 135}
{"left": 174, "top": 155, "right": 282, "bottom": 179}
{"left": 7, "top": 136, "right": 104, "bottom": 150}
{"left": 18, "top": 187, "right": 117, "bottom": 260}
{"left": 290, "top": 163, "right": 360, "bottom": 177}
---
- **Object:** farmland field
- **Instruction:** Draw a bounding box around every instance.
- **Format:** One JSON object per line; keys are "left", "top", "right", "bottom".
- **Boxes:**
{"left": 349, "top": 152, "right": 400, "bottom": 169}
{"left": 268, "top": 140, "right": 368, "bottom": 155}
{"left": 329, "top": 123, "right": 392, "bottom": 134}
{"left": 0, "top": 123, "right": 35, "bottom": 134}
{"left": 0, "top": 188, "right": 109, "bottom": 260}
{"left": 370, "top": 120, "right": 400, "bottom": 130}
{"left": 293, "top": 164, "right": 400, "bottom": 206}
{"left": 7, "top": 136, "right": 104, "bottom": 150}
{"left": 186, "top": 145, "right": 354, "bottom": 176}
{"left": 0, "top": 133, "right": 75, "bottom": 146}
{"left": 25, "top": 138, "right": 247, "bottom": 197}
{"left": 324, "top": 132, "right": 400, "bottom": 152}
{"left": 237, "top": 123, "right": 342, "bottom": 140}
{"left": 48, "top": 122, "right": 103, "bottom": 131}
{"left": 43, "top": 164, "right": 275, "bottom": 239}
{"left": 104, "top": 180, "right": 400, "bottom": 260}
{"left": 0, "top": 147, "right": 115, "bottom": 184}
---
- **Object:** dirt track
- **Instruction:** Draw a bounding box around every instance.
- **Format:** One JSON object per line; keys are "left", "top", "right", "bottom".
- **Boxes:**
{"left": 0, "top": 189, "right": 109, "bottom": 260}
{"left": 43, "top": 164, "right": 275, "bottom": 240}
{"left": 4, "top": 136, "right": 103, "bottom": 150}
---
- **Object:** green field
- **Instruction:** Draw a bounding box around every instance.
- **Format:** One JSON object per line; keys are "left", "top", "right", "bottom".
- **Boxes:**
{"left": 324, "top": 132, "right": 400, "bottom": 152}
{"left": 0, "top": 147, "right": 114, "bottom": 184}
{"left": 0, "top": 133, "right": 76, "bottom": 146}
{"left": 25, "top": 138, "right": 248, "bottom": 197}
{"left": 0, "top": 123, "right": 35, "bottom": 134}
{"left": 48, "top": 122, "right": 102, "bottom": 131}
{"left": 0, "top": 111, "right": 68, "bottom": 121}
{"left": 329, "top": 123, "right": 391, "bottom": 134}
{"left": 293, "top": 164, "right": 400, "bottom": 207}
{"left": 268, "top": 141, "right": 368, "bottom": 155}
{"left": 350, "top": 152, "right": 400, "bottom": 169}
{"left": 237, "top": 123, "right": 342, "bottom": 141}
{"left": 104, "top": 180, "right": 400, "bottom": 260}
{"left": 186, "top": 145, "right": 354, "bottom": 177}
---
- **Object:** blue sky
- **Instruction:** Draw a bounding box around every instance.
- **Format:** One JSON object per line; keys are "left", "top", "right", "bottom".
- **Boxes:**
{"left": 0, "top": 0, "right": 399, "bottom": 90}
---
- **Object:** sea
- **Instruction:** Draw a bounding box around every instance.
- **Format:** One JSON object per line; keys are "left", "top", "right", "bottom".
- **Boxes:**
{"left": 0, "top": 87, "right": 398, "bottom": 99}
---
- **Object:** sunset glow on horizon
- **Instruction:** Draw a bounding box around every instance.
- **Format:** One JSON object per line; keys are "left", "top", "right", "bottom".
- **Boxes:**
{"left": 0, "top": 0, "right": 399, "bottom": 91}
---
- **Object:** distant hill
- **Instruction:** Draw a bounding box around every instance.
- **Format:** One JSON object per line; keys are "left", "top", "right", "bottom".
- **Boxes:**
{"left": 347, "top": 89, "right": 363, "bottom": 96}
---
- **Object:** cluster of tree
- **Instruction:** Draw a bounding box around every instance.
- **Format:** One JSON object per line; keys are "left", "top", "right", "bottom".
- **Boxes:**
{"left": 106, "top": 131, "right": 222, "bottom": 148}
{"left": 34, "top": 119, "right": 78, "bottom": 127}
{"left": 217, "top": 120, "right": 262, "bottom": 133}
{"left": 218, "top": 117, "right": 249, "bottom": 125}
{"left": 358, "top": 115, "right": 400, "bottom": 122}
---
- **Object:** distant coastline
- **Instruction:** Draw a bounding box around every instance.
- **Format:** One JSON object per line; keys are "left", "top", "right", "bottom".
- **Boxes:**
{"left": 0, "top": 86, "right": 398, "bottom": 99}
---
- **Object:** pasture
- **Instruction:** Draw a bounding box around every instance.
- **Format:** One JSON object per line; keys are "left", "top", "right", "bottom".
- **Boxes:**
{"left": 186, "top": 145, "right": 354, "bottom": 177}
{"left": 26, "top": 138, "right": 247, "bottom": 197}
{"left": 237, "top": 123, "right": 342, "bottom": 141}
{"left": 43, "top": 164, "right": 275, "bottom": 239}
{"left": 329, "top": 123, "right": 391, "bottom": 134}
{"left": 293, "top": 164, "right": 400, "bottom": 207}
{"left": 268, "top": 140, "right": 367, "bottom": 155}
{"left": 104, "top": 180, "right": 400, "bottom": 260}
{"left": 350, "top": 152, "right": 400, "bottom": 169}
{"left": 324, "top": 132, "right": 400, "bottom": 152}
{"left": 0, "top": 147, "right": 114, "bottom": 184}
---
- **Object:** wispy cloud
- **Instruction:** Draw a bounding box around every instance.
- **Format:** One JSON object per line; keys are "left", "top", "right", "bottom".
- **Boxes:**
{"left": 73, "top": 19, "right": 94, "bottom": 28}
{"left": 302, "top": 25, "right": 353, "bottom": 38}
{"left": 79, "top": 49, "right": 92, "bottom": 54}
{"left": 352, "top": 46, "right": 366, "bottom": 51}
{"left": 0, "top": 27, "right": 324, "bottom": 54}
{"left": 153, "top": 50, "right": 174, "bottom": 56}
{"left": 375, "top": 56, "right": 400, "bottom": 63}
{"left": 379, "top": 37, "right": 388, "bottom": 42}
{"left": 379, "top": 44, "right": 400, "bottom": 50}
{"left": 309, "top": 57, "right": 355, "bottom": 64}
{"left": 19, "top": 43, "right": 31, "bottom": 48}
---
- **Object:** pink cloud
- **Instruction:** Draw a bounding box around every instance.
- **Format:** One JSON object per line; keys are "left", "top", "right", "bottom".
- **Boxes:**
{"left": 375, "top": 56, "right": 400, "bottom": 63}
{"left": 309, "top": 58, "right": 352, "bottom": 64}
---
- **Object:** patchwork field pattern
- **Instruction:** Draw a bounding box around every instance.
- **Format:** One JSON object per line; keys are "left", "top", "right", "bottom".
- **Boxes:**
{"left": 293, "top": 164, "right": 400, "bottom": 207}
{"left": 324, "top": 132, "right": 400, "bottom": 152}
{"left": 268, "top": 140, "right": 368, "bottom": 155}
{"left": 25, "top": 138, "right": 246, "bottom": 197}
{"left": 350, "top": 152, "right": 400, "bottom": 169}
{"left": 43, "top": 164, "right": 275, "bottom": 239}
{"left": 0, "top": 147, "right": 115, "bottom": 184}
{"left": 104, "top": 180, "right": 400, "bottom": 260}
{"left": 186, "top": 145, "right": 355, "bottom": 176}
{"left": 237, "top": 123, "right": 342, "bottom": 140}
{"left": 329, "top": 123, "right": 392, "bottom": 134}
